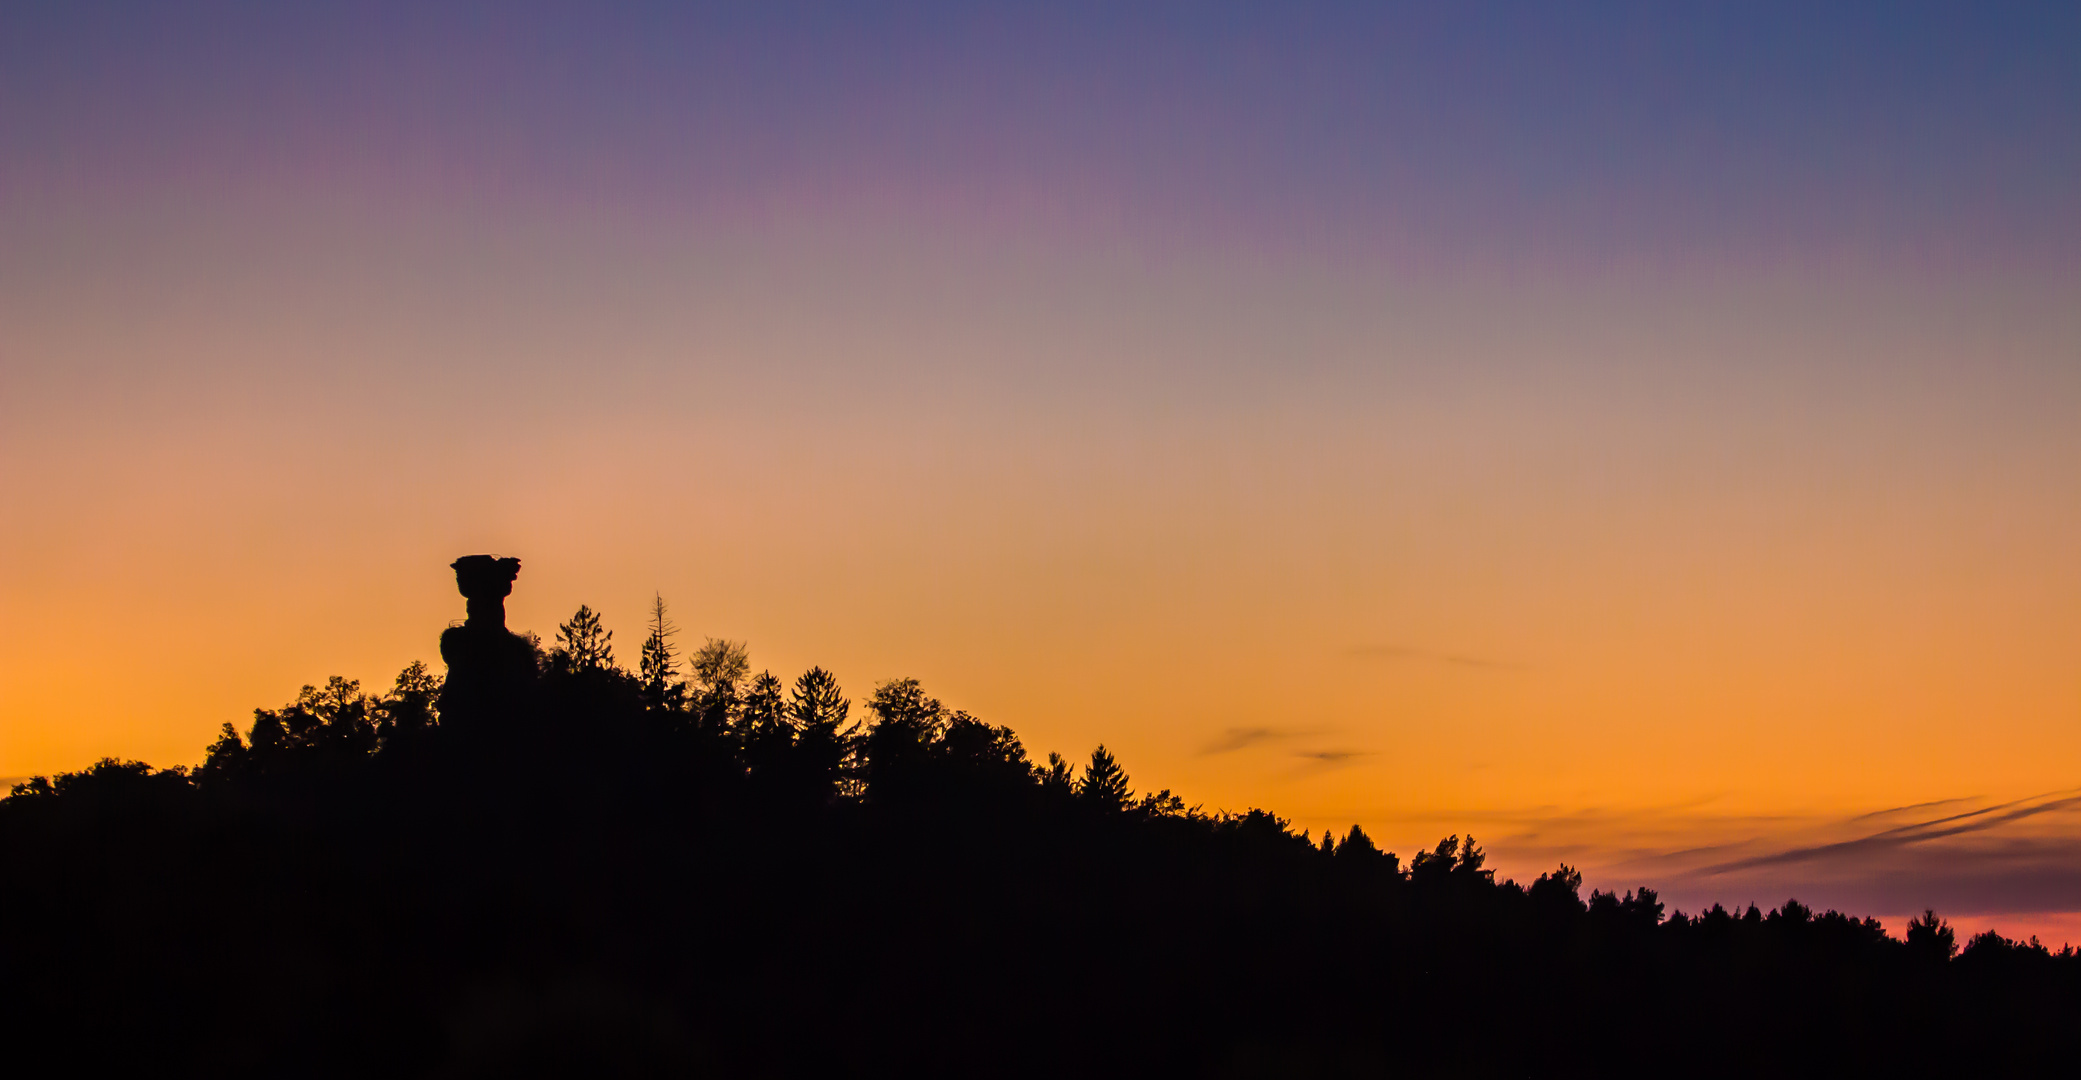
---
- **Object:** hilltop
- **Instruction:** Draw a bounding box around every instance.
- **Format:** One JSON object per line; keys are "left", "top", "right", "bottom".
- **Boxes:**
{"left": 4, "top": 561, "right": 2076, "bottom": 1077}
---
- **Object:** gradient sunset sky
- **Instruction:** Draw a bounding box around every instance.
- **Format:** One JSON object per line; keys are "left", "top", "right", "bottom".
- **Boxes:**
{"left": 4, "top": 2, "right": 2079, "bottom": 938}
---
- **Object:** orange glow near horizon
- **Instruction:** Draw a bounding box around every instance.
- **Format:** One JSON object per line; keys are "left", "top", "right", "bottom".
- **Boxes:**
{"left": 4, "top": 205, "right": 2079, "bottom": 940}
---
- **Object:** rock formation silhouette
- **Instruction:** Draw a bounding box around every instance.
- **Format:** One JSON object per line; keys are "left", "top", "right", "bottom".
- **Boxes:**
{"left": 437, "top": 554, "right": 535, "bottom": 727}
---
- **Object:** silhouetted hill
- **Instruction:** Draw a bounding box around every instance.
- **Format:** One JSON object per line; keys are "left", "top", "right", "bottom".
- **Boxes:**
{"left": 4, "top": 561, "right": 2077, "bottom": 1077}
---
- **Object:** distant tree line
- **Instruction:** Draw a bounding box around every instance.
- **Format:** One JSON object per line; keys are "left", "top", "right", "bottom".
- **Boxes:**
{"left": 4, "top": 595, "right": 2077, "bottom": 1077}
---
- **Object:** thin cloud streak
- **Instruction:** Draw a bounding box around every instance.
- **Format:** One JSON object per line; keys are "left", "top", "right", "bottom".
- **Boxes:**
{"left": 1700, "top": 789, "right": 2081, "bottom": 876}
{"left": 1288, "top": 748, "right": 1374, "bottom": 777}
{"left": 1199, "top": 727, "right": 1290, "bottom": 755}
{"left": 1200, "top": 726, "right": 1335, "bottom": 755}
{"left": 1845, "top": 796, "right": 1982, "bottom": 822}
{"left": 1201, "top": 728, "right": 1371, "bottom": 773}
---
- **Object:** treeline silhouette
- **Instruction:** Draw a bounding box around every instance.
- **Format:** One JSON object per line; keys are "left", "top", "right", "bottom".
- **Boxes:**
{"left": 5, "top": 565, "right": 2079, "bottom": 1077}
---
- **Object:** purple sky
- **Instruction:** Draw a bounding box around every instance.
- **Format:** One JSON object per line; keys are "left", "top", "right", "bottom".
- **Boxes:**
{"left": 8, "top": 2, "right": 2078, "bottom": 266}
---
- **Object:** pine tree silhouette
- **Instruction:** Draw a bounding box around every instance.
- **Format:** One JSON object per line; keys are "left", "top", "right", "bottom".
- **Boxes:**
{"left": 1076, "top": 744, "right": 1131, "bottom": 810}
{"left": 555, "top": 604, "right": 615, "bottom": 672}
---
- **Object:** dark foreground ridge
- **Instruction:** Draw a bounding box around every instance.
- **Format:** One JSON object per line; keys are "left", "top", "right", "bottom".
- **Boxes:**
{"left": 5, "top": 559, "right": 2077, "bottom": 1077}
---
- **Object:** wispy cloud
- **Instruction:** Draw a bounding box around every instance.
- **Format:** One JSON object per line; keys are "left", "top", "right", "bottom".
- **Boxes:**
{"left": 1699, "top": 789, "right": 2081, "bottom": 877}
{"left": 1845, "top": 796, "right": 1982, "bottom": 822}
{"left": 1293, "top": 749, "right": 1371, "bottom": 771}
{"left": 1201, "top": 727, "right": 1310, "bottom": 755}
{"left": 1199, "top": 728, "right": 1373, "bottom": 773}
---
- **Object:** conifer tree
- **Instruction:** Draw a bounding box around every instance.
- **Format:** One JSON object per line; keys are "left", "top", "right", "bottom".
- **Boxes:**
{"left": 1041, "top": 751, "right": 1076, "bottom": 795}
{"left": 740, "top": 670, "right": 786, "bottom": 736}
{"left": 787, "top": 666, "right": 850, "bottom": 733}
{"left": 788, "top": 666, "right": 854, "bottom": 795}
{"left": 555, "top": 605, "right": 615, "bottom": 672}
{"left": 1077, "top": 744, "right": 1132, "bottom": 811}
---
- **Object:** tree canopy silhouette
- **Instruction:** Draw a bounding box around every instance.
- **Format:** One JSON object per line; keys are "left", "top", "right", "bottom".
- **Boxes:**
{"left": 3, "top": 557, "right": 2077, "bottom": 1077}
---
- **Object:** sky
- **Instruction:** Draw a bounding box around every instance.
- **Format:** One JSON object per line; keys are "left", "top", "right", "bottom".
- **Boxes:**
{"left": 4, "top": 2, "right": 2080, "bottom": 940}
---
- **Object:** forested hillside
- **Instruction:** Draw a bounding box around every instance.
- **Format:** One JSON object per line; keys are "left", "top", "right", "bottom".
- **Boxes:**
{"left": 5, "top": 571, "right": 2077, "bottom": 1077}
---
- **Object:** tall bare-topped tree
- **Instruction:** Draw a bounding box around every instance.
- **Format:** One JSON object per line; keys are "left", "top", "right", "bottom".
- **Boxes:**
{"left": 639, "top": 594, "right": 683, "bottom": 708}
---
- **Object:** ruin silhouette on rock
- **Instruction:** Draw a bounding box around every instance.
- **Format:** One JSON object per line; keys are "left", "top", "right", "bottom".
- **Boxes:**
{"left": 437, "top": 554, "right": 535, "bottom": 726}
